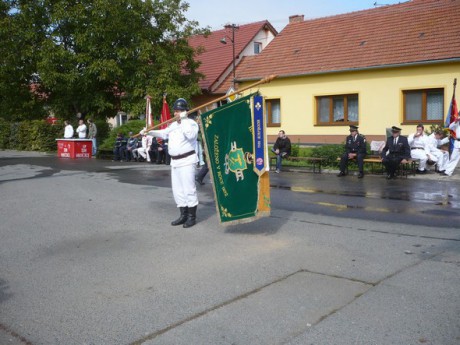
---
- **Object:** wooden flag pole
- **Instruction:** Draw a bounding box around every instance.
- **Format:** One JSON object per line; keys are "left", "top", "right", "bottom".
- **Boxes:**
{"left": 453, "top": 78, "right": 457, "bottom": 98}
{"left": 139, "top": 75, "right": 277, "bottom": 134}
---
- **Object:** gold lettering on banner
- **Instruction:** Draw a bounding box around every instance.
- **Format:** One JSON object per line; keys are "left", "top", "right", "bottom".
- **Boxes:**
{"left": 213, "top": 134, "right": 220, "bottom": 166}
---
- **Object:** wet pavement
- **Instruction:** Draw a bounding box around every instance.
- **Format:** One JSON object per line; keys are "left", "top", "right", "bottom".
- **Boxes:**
{"left": 2, "top": 150, "right": 460, "bottom": 229}
{"left": 1, "top": 150, "right": 459, "bottom": 345}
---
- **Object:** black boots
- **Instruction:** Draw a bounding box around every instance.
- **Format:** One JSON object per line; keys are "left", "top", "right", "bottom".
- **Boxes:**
{"left": 171, "top": 206, "right": 197, "bottom": 228}
{"left": 171, "top": 207, "right": 188, "bottom": 226}
{"left": 183, "top": 206, "right": 197, "bottom": 228}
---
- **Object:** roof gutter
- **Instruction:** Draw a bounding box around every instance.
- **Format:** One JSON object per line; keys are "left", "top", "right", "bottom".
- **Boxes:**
{"left": 236, "top": 58, "right": 460, "bottom": 83}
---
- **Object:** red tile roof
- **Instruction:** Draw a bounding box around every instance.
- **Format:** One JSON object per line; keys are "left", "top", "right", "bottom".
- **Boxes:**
{"left": 188, "top": 21, "right": 277, "bottom": 92}
{"left": 237, "top": 0, "right": 460, "bottom": 81}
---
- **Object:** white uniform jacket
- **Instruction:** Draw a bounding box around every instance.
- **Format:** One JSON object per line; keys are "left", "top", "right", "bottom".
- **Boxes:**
{"left": 148, "top": 118, "right": 199, "bottom": 168}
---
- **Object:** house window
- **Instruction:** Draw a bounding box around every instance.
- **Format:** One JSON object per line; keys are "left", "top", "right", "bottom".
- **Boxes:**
{"left": 266, "top": 98, "right": 281, "bottom": 127}
{"left": 403, "top": 88, "right": 444, "bottom": 123}
{"left": 254, "top": 42, "right": 262, "bottom": 54}
{"left": 316, "top": 94, "right": 358, "bottom": 125}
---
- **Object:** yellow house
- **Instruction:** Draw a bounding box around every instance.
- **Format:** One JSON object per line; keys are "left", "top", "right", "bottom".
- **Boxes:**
{"left": 236, "top": 0, "right": 460, "bottom": 144}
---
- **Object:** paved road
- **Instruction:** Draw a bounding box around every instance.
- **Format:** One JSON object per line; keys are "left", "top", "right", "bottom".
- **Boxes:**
{"left": 1, "top": 150, "right": 459, "bottom": 345}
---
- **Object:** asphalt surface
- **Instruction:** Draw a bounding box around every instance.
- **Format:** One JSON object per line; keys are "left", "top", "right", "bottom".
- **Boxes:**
{"left": 0, "top": 150, "right": 459, "bottom": 345}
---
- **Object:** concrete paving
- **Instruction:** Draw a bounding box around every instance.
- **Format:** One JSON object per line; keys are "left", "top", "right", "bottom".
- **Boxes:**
{"left": 0, "top": 150, "right": 459, "bottom": 345}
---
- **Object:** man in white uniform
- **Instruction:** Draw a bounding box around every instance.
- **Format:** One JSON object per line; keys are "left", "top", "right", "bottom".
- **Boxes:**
{"left": 148, "top": 98, "right": 199, "bottom": 228}
{"left": 443, "top": 117, "right": 460, "bottom": 176}
{"left": 408, "top": 124, "right": 430, "bottom": 173}
{"left": 136, "top": 130, "right": 153, "bottom": 162}
{"left": 427, "top": 130, "right": 449, "bottom": 173}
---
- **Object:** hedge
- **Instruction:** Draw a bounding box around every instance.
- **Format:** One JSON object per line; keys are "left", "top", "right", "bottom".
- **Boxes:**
{"left": 0, "top": 119, "right": 111, "bottom": 152}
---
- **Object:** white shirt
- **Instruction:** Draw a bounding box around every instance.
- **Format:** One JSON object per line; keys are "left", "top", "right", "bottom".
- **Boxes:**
{"left": 427, "top": 133, "right": 449, "bottom": 152}
{"left": 64, "top": 124, "right": 74, "bottom": 139}
{"left": 449, "top": 120, "right": 460, "bottom": 148}
{"left": 408, "top": 132, "right": 430, "bottom": 154}
{"left": 76, "top": 124, "right": 87, "bottom": 139}
{"left": 149, "top": 118, "right": 198, "bottom": 167}
{"left": 141, "top": 135, "right": 152, "bottom": 149}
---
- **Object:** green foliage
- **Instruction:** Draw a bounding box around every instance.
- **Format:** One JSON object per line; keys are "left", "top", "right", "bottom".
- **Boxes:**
{"left": 0, "top": 120, "right": 62, "bottom": 152}
{"left": 290, "top": 142, "right": 300, "bottom": 157}
{"left": 1, "top": 0, "right": 207, "bottom": 121}
{"left": 0, "top": 118, "right": 11, "bottom": 149}
{"left": 310, "top": 144, "right": 344, "bottom": 166}
{"left": 99, "top": 120, "right": 145, "bottom": 150}
{"left": 93, "top": 120, "right": 112, "bottom": 150}
{"left": 425, "top": 122, "right": 449, "bottom": 136}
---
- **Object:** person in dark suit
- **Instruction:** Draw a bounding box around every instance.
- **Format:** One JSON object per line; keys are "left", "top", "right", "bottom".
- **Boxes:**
{"left": 381, "top": 126, "right": 411, "bottom": 179}
{"left": 337, "top": 125, "right": 367, "bottom": 178}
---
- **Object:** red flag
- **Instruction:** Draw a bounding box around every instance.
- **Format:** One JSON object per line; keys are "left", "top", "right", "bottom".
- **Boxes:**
{"left": 160, "top": 95, "right": 171, "bottom": 129}
{"left": 145, "top": 95, "right": 153, "bottom": 128}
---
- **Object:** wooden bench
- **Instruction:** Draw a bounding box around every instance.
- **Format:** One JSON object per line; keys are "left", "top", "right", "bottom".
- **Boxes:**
{"left": 97, "top": 149, "right": 113, "bottom": 160}
{"left": 337, "top": 156, "right": 419, "bottom": 178}
{"left": 270, "top": 156, "right": 325, "bottom": 173}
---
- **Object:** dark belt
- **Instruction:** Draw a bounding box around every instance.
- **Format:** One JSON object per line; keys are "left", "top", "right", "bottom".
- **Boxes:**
{"left": 170, "top": 150, "right": 195, "bottom": 160}
{"left": 411, "top": 147, "right": 424, "bottom": 150}
{"left": 457, "top": 139, "right": 460, "bottom": 141}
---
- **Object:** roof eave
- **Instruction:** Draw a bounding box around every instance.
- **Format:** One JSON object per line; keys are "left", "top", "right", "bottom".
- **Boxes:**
{"left": 236, "top": 58, "right": 460, "bottom": 83}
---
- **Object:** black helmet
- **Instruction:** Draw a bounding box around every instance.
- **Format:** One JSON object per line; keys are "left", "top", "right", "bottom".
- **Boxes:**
{"left": 173, "top": 98, "right": 188, "bottom": 111}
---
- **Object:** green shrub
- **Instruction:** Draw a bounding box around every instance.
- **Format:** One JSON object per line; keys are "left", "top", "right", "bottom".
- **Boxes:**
{"left": 99, "top": 120, "right": 145, "bottom": 150}
{"left": 0, "top": 119, "right": 109, "bottom": 152}
{"left": 0, "top": 120, "right": 61, "bottom": 151}
{"left": 94, "top": 119, "right": 111, "bottom": 149}
{"left": 310, "top": 144, "right": 344, "bottom": 166}
{"left": 0, "top": 119, "right": 11, "bottom": 149}
{"left": 290, "top": 142, "right": 300, "bottom": 157}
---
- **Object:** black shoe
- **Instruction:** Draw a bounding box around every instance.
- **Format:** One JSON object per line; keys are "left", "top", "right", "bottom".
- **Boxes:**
{"left": 183, "top": 206, "right": 197, "bottom": 228}
{"left": 438, "top": 170, "right": 446, "bottom": 174}
{"left": 171, "top": 207, "right": 188, "bottom": 226}
{"left": 386, "top": 174, "right": 393, "bottom": 180}
{"left": 337, "top": 171, "right": 346, "bottom": 177}
{"left": 358, "top": 172, "right": 364, "bottom": 178}
{"left": 440, "top": 172, "right": 450, "bottom": 176}
{"left": 416, "top": 169, "right": 426, "bottom": 174}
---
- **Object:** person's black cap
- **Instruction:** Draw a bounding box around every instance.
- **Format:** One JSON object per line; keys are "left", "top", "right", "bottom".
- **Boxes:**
{"left": 349, "top": 125, "right": 359, "bottom": 131}
{"left": 391, "top": 126, "right": 402, "bottom": 132}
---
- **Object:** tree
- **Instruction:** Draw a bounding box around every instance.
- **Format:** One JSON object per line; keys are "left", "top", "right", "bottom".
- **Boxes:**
{"left": 0, "top": 0, "right": 205, "bottom": 121}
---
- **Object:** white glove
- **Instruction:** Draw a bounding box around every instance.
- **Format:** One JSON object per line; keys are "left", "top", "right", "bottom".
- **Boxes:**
{"left": 179, "top": 111, "right": 188, "bottom": 119}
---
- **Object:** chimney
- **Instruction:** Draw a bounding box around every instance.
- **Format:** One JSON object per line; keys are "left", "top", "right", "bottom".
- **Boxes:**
{"left": 289, "top": 15, "right": 304, "bottom": 24}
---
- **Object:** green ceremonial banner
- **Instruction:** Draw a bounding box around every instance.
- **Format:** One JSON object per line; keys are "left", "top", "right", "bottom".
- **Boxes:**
{"left": 200, "top": 92, "right": 270, "bottom": 224}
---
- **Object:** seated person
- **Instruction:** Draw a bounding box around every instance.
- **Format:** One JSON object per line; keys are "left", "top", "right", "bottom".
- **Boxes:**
{"left": 156, "top": 138, "right": 170, "bottom": 164}
{"left": 134, "top": 130, "right": 152, "bottom": 162}
{"left": 408, "top": 124, "right": 430, "bottom": 174}
{"left": 148, "top": 137, "right": 160, "bottom": 163}
{"left": 427, "top": 129, "right": 450, "bottom": 173}
{"left": 337, "top": 125, "right": 367, "bottom": 178}
{"left": 381, "top": 126, "right": 411, "bottom": 179}
{"left": 123, "top": 132, "right": 138, "bottom": 162}
{"left": 112, "top": 132, "right": 127, "bottom": 161}
{"left": 271, "top": 130, "right": 291, "bottom": 173}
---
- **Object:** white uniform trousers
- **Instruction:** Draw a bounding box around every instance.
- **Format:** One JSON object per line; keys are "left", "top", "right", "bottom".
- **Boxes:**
{"left": 445, "top": 146, "right": 460, "bottom": 176}
{"left": 428, "top": 149, "right": 449, "bottom": 172}
{"left": 171, "top": 163, "right": 198, "bottom": 207}
{"left": 137, "top": 147, "right": 151, "bottom": 162}
{"left": 410, "top": 149, "right": 428, "bottom": 170}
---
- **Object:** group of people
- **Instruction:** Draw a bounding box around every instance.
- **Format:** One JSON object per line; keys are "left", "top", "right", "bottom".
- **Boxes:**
{"left": 63, "top": 118, "right": 97, "bottom": 157}
{"left": 112, "top": 131, "right": 170, "bottom": 164}
{"left": 337, "top": 121, "right": 460, "bottom": 179}
{"left": 271, "top": 121, "right": 460, "bottom": 179}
